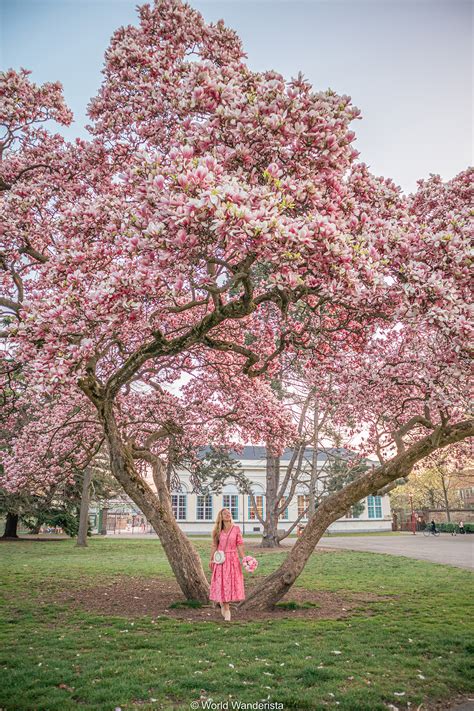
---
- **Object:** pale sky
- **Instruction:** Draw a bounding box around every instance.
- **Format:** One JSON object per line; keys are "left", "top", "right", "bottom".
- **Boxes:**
{"left": 1, "top": 0, "right": 472, "bottom": 193}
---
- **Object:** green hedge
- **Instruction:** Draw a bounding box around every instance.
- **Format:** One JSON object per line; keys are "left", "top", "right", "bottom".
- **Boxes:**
{"left": 436, "top": 522, "right": 473, "bottom": 533}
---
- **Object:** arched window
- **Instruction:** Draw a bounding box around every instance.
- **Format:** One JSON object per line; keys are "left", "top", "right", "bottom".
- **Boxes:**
{"left": 171, "top": 483, "right": 188, "bottom": 521}
{"left": 248, "top": 485, "right": 265, "bottom": 520}
{"left": 222, "top": 483, "right": 239, "bottom": 520}
{"left": 197, "top": 494, "right": 213, "bottom": 521}
{"left": 279, "top": 496, "right": 289, "bottom": 520}
{"left": 296, "top": 484, "right": 310, "bottom": 520}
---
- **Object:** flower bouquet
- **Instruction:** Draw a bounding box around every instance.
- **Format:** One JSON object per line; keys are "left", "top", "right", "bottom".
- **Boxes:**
{"left": 242, "top": 555, "right": 258, "bottom": 573}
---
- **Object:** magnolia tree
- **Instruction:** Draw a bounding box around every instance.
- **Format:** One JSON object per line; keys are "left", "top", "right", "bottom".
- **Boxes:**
{"left": 0, "top": 68, "right": 94, "bottom": 537}
{"left": 8, "top": 0, "right": 407, "bottom": 603}
{"left": 2, "top": 1, "right": 472, "bottom": 608}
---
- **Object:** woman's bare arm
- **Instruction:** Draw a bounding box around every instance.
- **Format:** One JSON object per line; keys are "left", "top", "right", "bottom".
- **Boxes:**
{"left": 209, "top": 540, "right": 217, "bottom": 570}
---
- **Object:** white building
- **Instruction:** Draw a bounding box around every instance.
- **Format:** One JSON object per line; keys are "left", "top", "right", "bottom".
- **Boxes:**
{"left": 91, "top": 446, "right": 392, "bottom": 535}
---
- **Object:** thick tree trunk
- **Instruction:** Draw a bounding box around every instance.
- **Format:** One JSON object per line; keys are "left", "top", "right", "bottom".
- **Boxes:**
{"left": 82, "top": 388, "right": 210, "bottom": 602}
{"left": 76, "top": 467, "right": 93, "bottom": 547}
{"left": 239, "top": 419, "right": 473, "bottom": 610}
{"left": 2, "top": 512, "right": 19, "bottom": 538}
{"left": 262, "top": 451, "right": 281, "bottom": 548}
{"left": 105, "top": 412, "right": 209, "bottom": 602}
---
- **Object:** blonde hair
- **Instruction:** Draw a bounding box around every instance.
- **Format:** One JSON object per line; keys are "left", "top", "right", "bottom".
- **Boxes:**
{"left": 212, "top": 508, "right": 233, "bottom": 546}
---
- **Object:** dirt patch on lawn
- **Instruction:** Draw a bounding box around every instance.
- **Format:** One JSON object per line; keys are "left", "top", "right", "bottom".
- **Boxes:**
{"left": 426, "top": 695, "right": 474, "bottom": 711}
{"left": 53, "top": 575, "right": 393, "bottom": 623}
{"left": 0, "top": 536, "right": 70, "bottom": 542}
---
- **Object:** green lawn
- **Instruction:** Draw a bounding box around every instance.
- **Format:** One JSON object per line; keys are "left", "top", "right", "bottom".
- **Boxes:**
{"left": 0, "top": 538, "right": 472, "bottom": 711}
{"left": 188, "top": 531, "right": 406, "bottom": 539}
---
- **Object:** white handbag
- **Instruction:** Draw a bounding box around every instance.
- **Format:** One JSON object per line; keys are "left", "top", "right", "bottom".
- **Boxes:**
{"left": 213, "top": 525, "right": 234, "bottom": 564}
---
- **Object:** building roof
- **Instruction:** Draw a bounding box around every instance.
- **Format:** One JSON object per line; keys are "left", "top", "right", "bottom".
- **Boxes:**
{"left": 199, "top": 445, "right": 358, "bottom": 463}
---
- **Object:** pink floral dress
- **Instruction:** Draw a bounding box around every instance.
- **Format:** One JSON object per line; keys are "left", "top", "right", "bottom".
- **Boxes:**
{"left": 209, "top": 525, "right": 245, "bottom": 603}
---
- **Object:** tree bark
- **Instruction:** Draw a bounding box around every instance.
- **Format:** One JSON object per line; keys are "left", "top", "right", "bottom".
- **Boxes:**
{"left": 440, "top": 474, "right": 451, "bottom": 522}
{"left": 308, "top": 399, "right": 319, "bottom": 518}
{"left": 103, "top": 406, "right": 209, "bottom": 602}
{"left": 79, "top": 382, "right": 210, "bottom": 602}
{"left": 2, "top": 512, "right": 19, "bottom": 538}
{"left": 238, "top": 419, "right": 473, "bottom": 610}
{"left": 76, "top": 467, "right": 93, "bottom": 547}
{"left": 261, "top": 451, "right": 281, "bottom": 548}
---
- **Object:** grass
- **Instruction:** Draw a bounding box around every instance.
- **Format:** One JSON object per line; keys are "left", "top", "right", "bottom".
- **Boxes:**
{"left": 275, "top": 601, "right": 320, "bottom": 610}
{"left": 187, "top": 530, "right": 405, "bottom": 539}
{"left": 320, "top": 531, "right": 406, "bottom": 537}
{"left": 169, "top": 600, "right": 205, "bottom": 609}
{"left": 0, "top": 537, "right": 473, "bottom": 711}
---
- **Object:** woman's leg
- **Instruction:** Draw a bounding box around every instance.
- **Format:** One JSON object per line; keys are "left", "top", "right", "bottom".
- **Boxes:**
{"left": 223, "top": 603, "right": 231, "bottom": 621}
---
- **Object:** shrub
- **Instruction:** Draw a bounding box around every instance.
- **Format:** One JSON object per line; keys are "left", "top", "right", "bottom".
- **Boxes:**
{"left": 436, "top": 522, "right": 473, "bottom": 533}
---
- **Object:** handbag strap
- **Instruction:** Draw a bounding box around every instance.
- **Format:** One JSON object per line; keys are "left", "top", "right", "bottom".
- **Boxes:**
{"left": 221, "top": 525, "right": 234, "bottom": 552}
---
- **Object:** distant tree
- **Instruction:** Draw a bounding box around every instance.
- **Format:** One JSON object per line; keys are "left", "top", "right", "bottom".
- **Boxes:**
{"left": 390, "top": 448, "right": 473, "bottom": 521}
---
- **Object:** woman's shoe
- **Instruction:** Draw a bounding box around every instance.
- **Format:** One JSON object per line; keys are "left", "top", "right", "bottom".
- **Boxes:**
{"left": 224, "top": 608, "right": 231, "bottom": 622}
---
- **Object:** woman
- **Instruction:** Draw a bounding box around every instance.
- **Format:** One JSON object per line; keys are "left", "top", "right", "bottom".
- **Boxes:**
{"left": 209, "top": 508, "right": 245, "bottom": 621}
